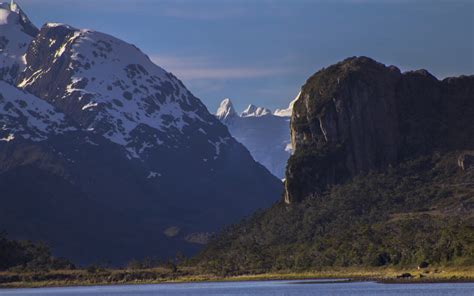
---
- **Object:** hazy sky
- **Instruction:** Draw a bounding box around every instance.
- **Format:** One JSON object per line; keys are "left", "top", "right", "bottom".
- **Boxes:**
{"left": 19, "top": 0, "right": 474, "bottom": 113}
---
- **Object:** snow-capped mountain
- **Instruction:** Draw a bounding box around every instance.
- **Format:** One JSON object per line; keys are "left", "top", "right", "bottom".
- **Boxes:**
{"left": 0, "top": 2, "right": 282, "bottom": 264}
{"left": 274, "top": 91, "right": 299, "bottom": 117}
{"left": 216, "top": 97, "right": 296, "bottom": 179}
{"left": 19, "top": 23, "right": 222, "bottom": 159}
{"left": 241, "top": 104, "right": 271, "bottom": 117}
{"left": 0, "top": 2, "right": 37, "bottom": 83}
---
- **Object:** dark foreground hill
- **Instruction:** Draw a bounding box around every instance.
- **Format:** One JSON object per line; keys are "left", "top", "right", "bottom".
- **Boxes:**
{"left": 195, "top": 57, "right": 474, "bottom": 274}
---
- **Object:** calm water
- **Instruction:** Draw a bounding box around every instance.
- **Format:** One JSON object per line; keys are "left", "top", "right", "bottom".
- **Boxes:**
{"left": 0, "top": 280, "right": 473, "bottom": 296}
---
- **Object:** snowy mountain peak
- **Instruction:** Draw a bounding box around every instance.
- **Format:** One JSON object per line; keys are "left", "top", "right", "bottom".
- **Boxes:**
{"left": 0, "top": 2, "right": 38, "bottom": 83}
{"left": 0, "top": 1, "right": 37, "bottom": 36}
{"left": 19, "top": 23, "right": 219, "bottom": 158}
{"left": 241, "top": 104, "right": 271, "bottom": 117}
{"left": 273, "top": 91, "right": 300, "bottom": 117}
{"left": 216, "top": 98, "right": 237, "bottom": 120}
{"left": 215, "top": 99, "right": 292, "bottom": 178}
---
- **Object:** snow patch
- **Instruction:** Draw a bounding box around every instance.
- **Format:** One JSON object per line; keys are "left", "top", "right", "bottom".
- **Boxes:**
{"left": 0, "top": 134, "right": 15, "bottom": 142}
{"left": 147, "top": 171, "right": 161, "bottom": 179}
{"left": 45, "top": 22, "right": 70, "bottom": 28}
{"left": 0, "top": 8, "right": 9, "bottom": 24}
{"left": 0, "top": 81, "right": 75, "bottom": 141}
{"left": 54, "top": 31, "right": 81, "bottom": 61}
{"left": 274, "top": 91, "right": 300, "bottom": 117}
{"left": 81, "top": 102, "right": 98, "bottom": 110}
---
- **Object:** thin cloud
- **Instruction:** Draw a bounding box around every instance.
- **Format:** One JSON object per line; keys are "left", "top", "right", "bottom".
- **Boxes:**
{"left": 151, "top": 55, "right": 293, "bottom": 80}
{"left": 161, "top": 5, "right": 247, "bottom": 21}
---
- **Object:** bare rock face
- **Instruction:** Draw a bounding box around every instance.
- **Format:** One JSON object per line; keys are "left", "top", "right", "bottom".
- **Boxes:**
{"left": 285, "top": 57, "right": 474, "bottom": 203}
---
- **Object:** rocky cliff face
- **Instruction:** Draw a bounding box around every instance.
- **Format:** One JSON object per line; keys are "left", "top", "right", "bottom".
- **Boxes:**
{"left": 285, "top": 56, "right": 474, "bottom": 203}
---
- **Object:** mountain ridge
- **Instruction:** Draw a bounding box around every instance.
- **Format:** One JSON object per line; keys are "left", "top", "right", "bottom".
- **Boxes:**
{"left": 215, "top": 98, "right": 292, "bottom": 179}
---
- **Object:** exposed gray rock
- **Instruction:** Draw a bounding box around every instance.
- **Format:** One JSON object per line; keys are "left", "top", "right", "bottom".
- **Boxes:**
{"left": 285, "top": 57, "right": 474, "bottom": 203}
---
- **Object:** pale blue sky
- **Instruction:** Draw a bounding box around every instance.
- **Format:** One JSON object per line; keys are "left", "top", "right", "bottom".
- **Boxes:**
{"left": 18, "top": 0, "right": 474, "bottom": 113}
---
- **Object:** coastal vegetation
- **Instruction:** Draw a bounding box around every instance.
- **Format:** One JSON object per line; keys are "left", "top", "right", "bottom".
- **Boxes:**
{"left": 0, "top": 232, "right": 74, "bottom": 272}
{"left": 0, "top": 266, "right": 473, "bottom": 288}
{"left": 195, "top": 152, "right": 474, "bottom": 274}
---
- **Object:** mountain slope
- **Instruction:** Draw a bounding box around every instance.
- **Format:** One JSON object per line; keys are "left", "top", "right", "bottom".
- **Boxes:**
{"left": 196, "top": 57, "right": 474, "bottom": 274}
{"left": 0, "top": 3, "right": 282, "bottom": 264}
{"left": 216, "top": 98, "right": 292, "bottom": 179}
{"left": 0, "top": 80, "right": 74, "bottom": 141}
{"left": 0, "top": 79, "right": 168, "bottom": 264}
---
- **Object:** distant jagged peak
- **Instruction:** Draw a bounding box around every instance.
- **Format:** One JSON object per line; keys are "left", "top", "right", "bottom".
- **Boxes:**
{"left": 216, "top": 98, "right": 237, "bottom": 120}
{"left": 274, "top": 91, "right": 301, "bottom": 117}
{"left": 217, "top": 97, "right": 295, "bottom": 119}
{"left": 0, "top": 1, "right": 38, "bottom": 37}
{"left": 241, "top": 104, "right": 271, "bottom": 117}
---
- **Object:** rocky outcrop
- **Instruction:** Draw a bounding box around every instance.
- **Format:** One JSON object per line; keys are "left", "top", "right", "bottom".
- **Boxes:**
{"left": 285, "top": 57, "right": 474, "bottom": 203}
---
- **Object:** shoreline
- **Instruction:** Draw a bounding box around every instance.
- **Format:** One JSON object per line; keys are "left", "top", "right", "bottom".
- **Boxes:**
{"left": 1, "top": 266, "right": 473, "bottom": 289}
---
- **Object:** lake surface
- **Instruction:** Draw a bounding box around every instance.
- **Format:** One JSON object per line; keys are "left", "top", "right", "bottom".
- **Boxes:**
{"left": 0, "top": 280, "right": 473, "bottom": 296}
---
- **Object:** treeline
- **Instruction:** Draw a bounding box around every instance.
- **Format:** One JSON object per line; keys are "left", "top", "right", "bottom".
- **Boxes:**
{"left": 0, "top": 232, "right": 74, "bottom": 272}
{"left": 195, "top": 153, "right": 474, "bottom": 275}
{"left": 0, "top": 230, "right": 191, "bottom": 274}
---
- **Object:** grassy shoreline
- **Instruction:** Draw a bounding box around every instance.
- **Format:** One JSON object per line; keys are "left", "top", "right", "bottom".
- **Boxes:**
{"left": 0, "top": 266, "right": 473, "bottom": 289}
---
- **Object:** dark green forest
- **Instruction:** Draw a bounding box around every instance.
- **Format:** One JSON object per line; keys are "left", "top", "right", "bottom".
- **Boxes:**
{"left": 196, "top": 152, "right": 474, "bottom": 275}
{"left": 0, "top": 232, "right": 74, "bottom": 272}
